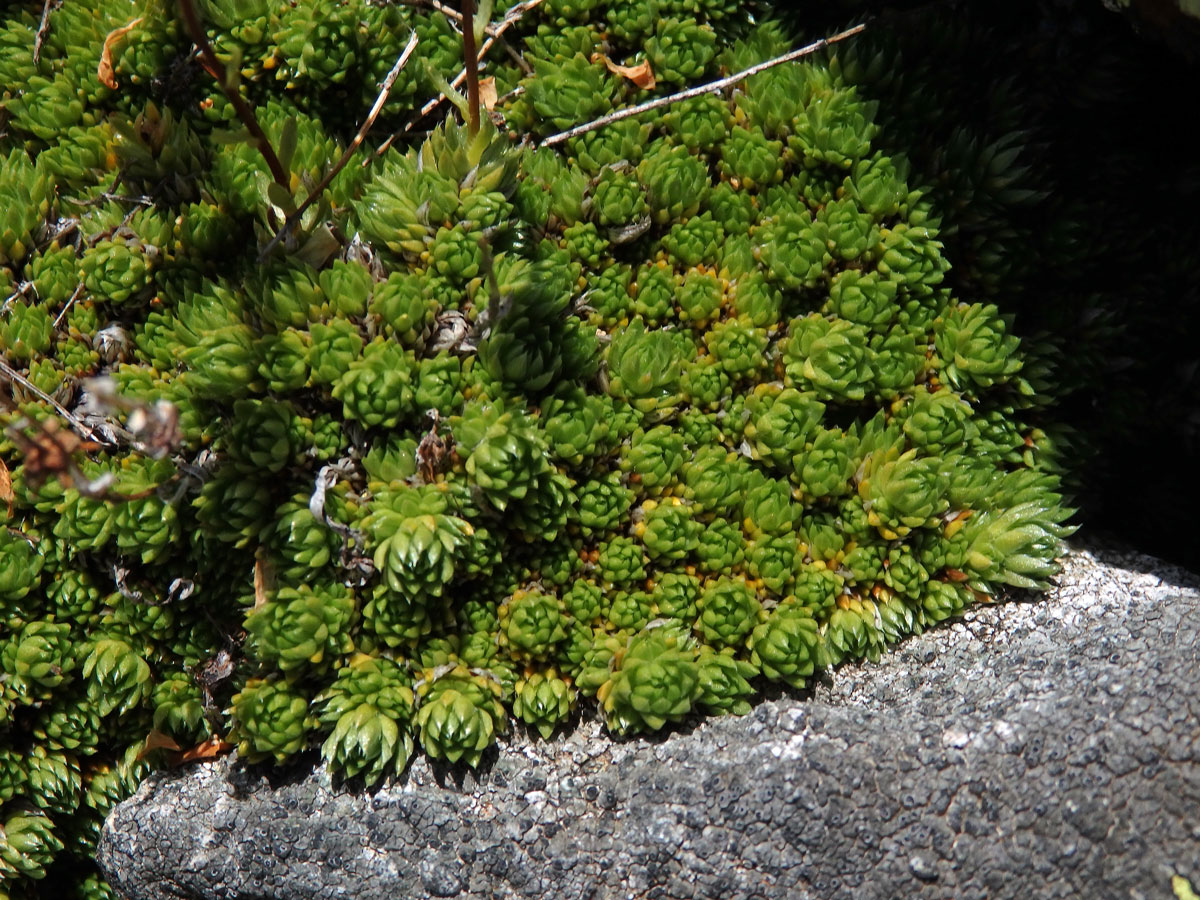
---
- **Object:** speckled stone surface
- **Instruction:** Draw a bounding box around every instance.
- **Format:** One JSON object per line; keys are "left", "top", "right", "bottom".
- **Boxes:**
{"left": 97, "top": 544, "right": 1200, "bottom": 900}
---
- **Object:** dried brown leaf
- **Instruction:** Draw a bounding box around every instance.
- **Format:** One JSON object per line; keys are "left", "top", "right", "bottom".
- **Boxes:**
{"left": 598, "top": 55, "right": 656, "bottom": 90}
{"left": 140, "top": 730, "right": 182, "bottom": 759}
{"left": 171, "top": 736, "right": 233, "bottom": 765}
{"left": 0, "top": 457, "right": 12, "bottom": 521}
{"left": 479, "top": 76, "right": 498, "bottom": 111}
{"left": 98, "top": 17, "right": 143, "bottom": 89}
{"left": 194, "top": 649, "right": 235, "bottom": 692}
{"left": 253, "top": 556, "right": 273, "bottom": 611}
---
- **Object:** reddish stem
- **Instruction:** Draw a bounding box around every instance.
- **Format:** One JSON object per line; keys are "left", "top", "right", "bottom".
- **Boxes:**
{"left": 177, "top": 0, "right": 290, "bottom": 189}
{"left": 461, "top": 0, "right": 480, "bottom": 135}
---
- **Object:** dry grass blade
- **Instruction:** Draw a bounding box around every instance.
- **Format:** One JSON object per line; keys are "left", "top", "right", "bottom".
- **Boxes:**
{"left": 98, "top": 17, "right": 144, "bottom": 89}
{"left": 0, "top": 456, "right": 12, "bottom": 520}
{"left": 541, "top": 22, "right": 868, "bottom": 148}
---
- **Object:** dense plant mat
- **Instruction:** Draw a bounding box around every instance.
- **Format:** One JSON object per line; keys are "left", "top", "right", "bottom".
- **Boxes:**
{"left": 0, "top": 1, "right": 1074, "bottom": 896}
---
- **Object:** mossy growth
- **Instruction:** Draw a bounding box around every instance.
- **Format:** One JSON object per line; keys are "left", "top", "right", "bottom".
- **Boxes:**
{"left": 0, "top": 0, "right": 1075, "bottom": 895}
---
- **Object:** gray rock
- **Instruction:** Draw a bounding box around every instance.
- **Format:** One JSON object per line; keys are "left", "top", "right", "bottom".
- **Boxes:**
{"left": 97, "top": 544, "right": 1200, "bottom": 900}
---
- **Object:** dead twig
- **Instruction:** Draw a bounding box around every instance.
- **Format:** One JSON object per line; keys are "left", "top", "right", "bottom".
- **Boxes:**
{"left": 71, "top": 190, "right": 156, "bottom": 210}
{"left": 52, "top": 283, "right": 86, "bottom": 329}
{"left": 32, "top": 0, "right": 60, "bottom": 65}
{"left": 176, "top": 0, "right": 289, "bottom": 189}
{"left": 495, "top": 83, "right": 525, "bottom": 107}
{"left": 1, "top": 287, "right": 28, "bottom": 314}
{"left": 309, "top": 461, "right": 368, "bottom": 572}
{"left": 370, "top": 0, "right": 544, "bottom": 161}
{"left": 540, "top": 22, "right": 868, "bottom": 148}
{"left": 85, "top": 376, "right": 183, "bottom": 460}
{"left": 497, "top": 33, "right": 533, "bottom": 75}
{"left": 410, "top": 0, "right": 506, "bottom": 38}
{"left": 38, "top": 218, "right": 79, "bottom": 252}
{"left": 0, "top": 358, "right": 110, "bottom": 446}
{"left": 2, "top": 416, "right": 109, "bottom": 497}
{"left": 3, "top": 409, "right": 180, "bottom": 503}
{"left": 259, "top": 29, "right": 420, "bottom": 259}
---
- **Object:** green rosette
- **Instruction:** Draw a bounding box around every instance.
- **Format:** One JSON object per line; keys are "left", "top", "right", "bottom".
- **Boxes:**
{"left": 316, "top": 654, "right": 416, "bottom": 784}
{"left": 230, "top": 678, "right": 314, "bottom": 764}
{"left": 598, "top": 624, "right": 700, "bottom": 734}
{"left": 750, "top": 599, "right": 820, "bottom": 689}
{"left": 513, "top": 670, "right": 575, "bottom": 739}
{"left": 498, "top": 589, "right": 567, "bottom": 661}
{"left": 414, "top": 666, "right": 506, "bottom": 767}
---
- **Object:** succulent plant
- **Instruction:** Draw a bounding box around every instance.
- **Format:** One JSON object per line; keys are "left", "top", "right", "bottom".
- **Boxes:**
{"left": 414, "top": 666, "right": 506, "bottom": 767}
{"left": 230, "top": 678, "right": 313, "bottom": 764}
{"left": 606, "top": 319, "right": 685, "bottom": 419}
{"left": 2, "top": 621, "right": 74, "bottom": 701}
{"left": 0, "top": 149, "right": 51, "bottom": 267}
{"left": 151, "top": 674, "right": 211, "bottom": 744}
{"left": 365, "top": 485, "right": 473, "bottom": 612}
{"left": 1, "top": 808, "right": 63, "bottom": 880}
{"left": 522, "top": 54, "right": 615, "bottom": 134}
{"left": 646, "top": 18, "right": 717, "bottom": 86}
{"left": 933, "top": 301, "right": 1024, "bottom": 393}
{"left": 316, "top": 654, "right": 415, "bottom": 784}
{"left": 0, "top": 5, "right": 1082, "bottom": 894}
{"left": 640, "top": 143, "right": 709, "bottom": 226}
{"left": 498, "top": 589, "right": 568, "bottom": 661}
{"left": 80, "top": 637, "right": 151, "bottom": 719}
{"left": 598, "top": 624, "right": 700, "bottom": 734}
{"left": 245, "top": 583, "right": 356, "bottom": 675}
{"left": 513, "top": 670, "right": 575, "bottom": 739}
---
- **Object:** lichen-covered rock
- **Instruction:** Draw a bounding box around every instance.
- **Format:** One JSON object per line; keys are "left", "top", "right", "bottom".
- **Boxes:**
{"left": 96, "top": 547, "right": 1200, "bottom": 900}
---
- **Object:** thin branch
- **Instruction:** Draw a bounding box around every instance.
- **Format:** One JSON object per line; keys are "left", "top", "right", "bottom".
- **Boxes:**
{"left": 176, "top": 0, "right": 289, "bottom": 189}
{"left": 38, "top": 217, "right": 79, "bottom": 252}
{"left": 541, "top": 22, "right": 868, "bottom": 148}
{"left": 71, "top": 190, "right": 156, "bottom": 210}
{"left": 421, "top": 0, "right": 461, "bottom": 20}
{"left": 32, "top": 0, "right": 60, "bottom": 65}
{"left": 52, "top": 283, "right": 85, "bottom": 329}
{"left": 1, "top": 286, "right": 27, "bottom": 313}
{"left": 370, "top": 0, "right": 544, "bottom": 161}
{"left": 0, "top": 358, "right": 111, "bottom": 445}
{"left": 498, "top": 33, "right": 533, "bottom": 75}
{"left": 462, "top": 0, "right": 481, "bottom": 136}
{"left": 412, "top": 0, "right": 503, "bottom": 38}
{"left": 495, "top": 83, "right": 525, "bottom": 107}
{"left": 259, "top": 29, "right": 420, "bottom": 259}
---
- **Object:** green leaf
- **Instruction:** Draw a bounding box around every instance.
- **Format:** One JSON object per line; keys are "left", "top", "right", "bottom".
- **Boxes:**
{"left": 424, "top": 59, "right": 468, "bottom": 116}
{"left": 474, "top": 0, "right": 494, "bottom": 44}
{"left": 295, "top": 225, "right": 341, "bottom": 269}
{"left": 277, "top": 116, "right": 298, "bottom": 175}
{"left": 223, "top": 45, "right": 244, "bottom": 93}
{"left": 266, "top": 181, "right": 297, "bottom": 216}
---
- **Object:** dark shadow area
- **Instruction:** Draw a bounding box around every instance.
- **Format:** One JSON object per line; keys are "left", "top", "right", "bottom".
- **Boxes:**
{"left": 796, "top": 0, "right": 1200, "bottom": 574}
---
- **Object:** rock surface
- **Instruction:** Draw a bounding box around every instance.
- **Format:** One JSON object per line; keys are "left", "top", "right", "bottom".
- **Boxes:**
{"left": 98, "top": 544, "right": 1200, "bottom": 900}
